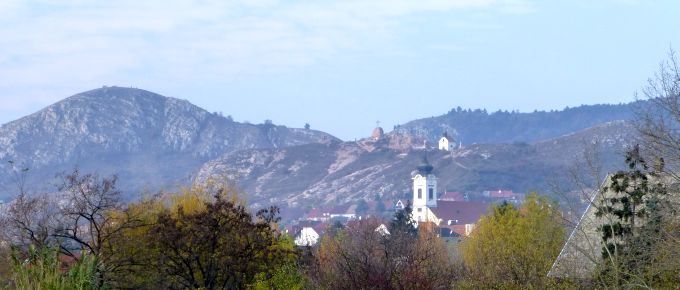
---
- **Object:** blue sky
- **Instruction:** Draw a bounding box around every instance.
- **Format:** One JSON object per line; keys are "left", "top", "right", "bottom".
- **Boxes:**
{"left": 0, "top": 0, "right": 678, "bottom": 140}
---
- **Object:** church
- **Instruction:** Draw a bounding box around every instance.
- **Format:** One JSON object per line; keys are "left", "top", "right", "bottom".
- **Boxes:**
{"left": 438, "top": 132, "right": 456, "bottom": 151}
{"left": 410, "top": 157, "right": 488, "bottom": 236}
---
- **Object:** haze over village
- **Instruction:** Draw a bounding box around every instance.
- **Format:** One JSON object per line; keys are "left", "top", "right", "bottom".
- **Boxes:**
{"left": 0, "top": 1, "right": 679, "bottom": 289}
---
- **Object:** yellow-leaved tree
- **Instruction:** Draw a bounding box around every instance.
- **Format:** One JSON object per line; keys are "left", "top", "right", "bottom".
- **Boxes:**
{"left": 461, "top": 193, "right": 565, "bottom": 288}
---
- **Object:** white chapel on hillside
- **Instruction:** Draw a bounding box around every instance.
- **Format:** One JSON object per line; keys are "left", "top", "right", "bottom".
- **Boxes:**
{"left": 438, "top": 132, "right": 456, "bottom": 151}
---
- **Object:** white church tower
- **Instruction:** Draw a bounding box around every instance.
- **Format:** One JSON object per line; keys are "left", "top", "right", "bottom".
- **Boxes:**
{"left": 412, "top": 156, "right": 437, "bottom": 222}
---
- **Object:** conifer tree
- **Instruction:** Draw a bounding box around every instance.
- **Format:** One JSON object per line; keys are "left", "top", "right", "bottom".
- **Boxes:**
{"left": 389, "top": 201, "right": 417, "bottom": 236}
{"left": 595, "top": 144, "right": 668, "bottom": 286}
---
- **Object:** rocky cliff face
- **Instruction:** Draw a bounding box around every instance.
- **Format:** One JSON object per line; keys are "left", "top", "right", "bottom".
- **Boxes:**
{"left": 0, "top": 87, "right": 337, "bottom": 198}
{"left": 196, "top": 121, "right": 637, "bottom": 215}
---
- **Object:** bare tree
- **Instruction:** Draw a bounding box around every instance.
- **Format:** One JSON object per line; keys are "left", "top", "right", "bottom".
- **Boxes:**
{"left": 51, "top": 169, "right": 146, "bottom": 286}
{"left": 549, "top": 50, "right": 680, "bottom": 288}
{"left": 636, "top": 49, "right": 680, "bottom": 179}
{"left": 311, "top": 214, "right": 453, "bottom": 290}
{"left": 0, "top": 162, "right": 59, "bottom": 250}
{"left": 0, "top": 168, "right": 147, "bottom": 288}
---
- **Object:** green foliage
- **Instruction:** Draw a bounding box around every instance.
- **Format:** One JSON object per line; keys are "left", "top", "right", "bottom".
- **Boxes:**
{"left": 461, "top": 193, "right": 565, "bottom": 288}
{"left": 596, "top": 145, "right": 653, "bottom": 254}
{"left": 251, "top": 263, "right": 306, "bottom": 290}
{"left": 0, "top": 243, "right": 10, "bottom": 289}
{"left": 8, "top": 246, "right": 102, "bottom": 290}
{"left": 149, "top": 192, "right": 297, "bottom": 289}
{"left": 389, "top": 201, "right": 417, "bottom": 236}
{"left": 594, "top": 145, "right": 672, "bottom": 287}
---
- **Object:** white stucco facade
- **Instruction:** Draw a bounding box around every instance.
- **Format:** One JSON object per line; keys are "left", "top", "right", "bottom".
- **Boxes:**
{"left": 412, "top": 173, "right": 438, "bottom": 223}
{"left": 438, "top": 137, "right": 455, "bottom": 151}
{"left": 294, "top": 227, "right": 320, "bottom": 246}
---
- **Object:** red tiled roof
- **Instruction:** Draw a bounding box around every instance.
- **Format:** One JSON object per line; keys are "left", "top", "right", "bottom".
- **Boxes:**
{"left": 430, "top": 201, "right": 490, "bottom": 225}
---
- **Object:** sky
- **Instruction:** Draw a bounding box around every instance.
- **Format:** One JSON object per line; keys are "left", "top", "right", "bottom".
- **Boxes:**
{"left": 0, "top": 0, "right": 678, "bottom": 140}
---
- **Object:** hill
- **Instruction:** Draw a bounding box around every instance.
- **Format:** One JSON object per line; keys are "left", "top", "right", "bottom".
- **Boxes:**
{"left": 0, "top": 87, "right": 641, "bottom": 217}
{"left": 196, "top": 120, "right": 637, "bottom": 217}
{"left": 0, "top": 86, "right": 337, "bottom": 199}
{"left": 392, "top": 103, "right": 638, "bottom": 145}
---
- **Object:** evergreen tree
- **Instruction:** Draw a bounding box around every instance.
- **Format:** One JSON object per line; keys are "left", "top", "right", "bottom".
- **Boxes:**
{"left": 595, "top": 144, "right": 668, "bottom": 286}
{"left": 389, "top": 202, "right": 417, "bottom": 236}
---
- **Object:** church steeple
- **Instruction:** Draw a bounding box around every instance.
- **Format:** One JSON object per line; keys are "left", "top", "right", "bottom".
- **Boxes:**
{"left": 412, "top": 156, "right": 437, "bottom": 223}
{"left": 417, "top": 156, "right": 433, "bottom": 175}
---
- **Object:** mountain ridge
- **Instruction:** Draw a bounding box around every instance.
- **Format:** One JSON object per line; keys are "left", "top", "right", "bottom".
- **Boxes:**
{"left": 391, "top": 103, "right": 639, "bottom": 145}
{"left": 0, "top": 86, "right": 337, "bottom": 198}
{"left": 0, "top": 87, "right": 640, "bottom": 215}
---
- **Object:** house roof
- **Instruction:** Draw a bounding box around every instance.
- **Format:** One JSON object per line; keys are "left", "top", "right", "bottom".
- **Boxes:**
{"left": 439, "top": 191, "right": 463, "bottom": 201}
{"left": 292, "top": 220, "right": 328, "bottom": 236}
{"left": 430, "top": 201, "right": 490, "bottom": 225}
{"left": 488, "top": 190, "right": 516, "bottom": 198}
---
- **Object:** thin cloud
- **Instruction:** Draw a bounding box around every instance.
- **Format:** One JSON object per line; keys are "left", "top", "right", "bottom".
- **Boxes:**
{"left": 0, "top": 0, "right": 535, "bottom": 120}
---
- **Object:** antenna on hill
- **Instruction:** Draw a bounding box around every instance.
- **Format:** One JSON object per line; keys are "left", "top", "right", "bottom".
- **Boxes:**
{"left": 376, "top": 120, "right": 381, "bottom": 127}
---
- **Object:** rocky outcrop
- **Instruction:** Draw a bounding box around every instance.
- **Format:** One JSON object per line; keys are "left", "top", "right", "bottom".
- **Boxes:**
{"left": 196, "top": 121, "right": 637, "bottom": 217}
{"left": 0, "top": 86, "right": 337, "bottom": 198}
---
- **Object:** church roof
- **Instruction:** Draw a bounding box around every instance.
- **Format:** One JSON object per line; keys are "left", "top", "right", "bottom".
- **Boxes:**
{"left": 417, "top": 156, "right": 434, "bottom": 175}
{"left": 430, "top": 201, "right": 490, "bottom": 225}
{"left": 440, "top": 132, "right": 455, "bottom": 142}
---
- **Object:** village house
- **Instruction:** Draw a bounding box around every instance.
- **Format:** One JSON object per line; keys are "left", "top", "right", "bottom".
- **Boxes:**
{"left": 482, "top": 189, "right": 525, "bottom": 205}
{"left": 289, "top": 220, "right": 327, "bottom": 247}
{"left": 290, "top": 157, "right": 490, "bottom": 245}
{"left": 294, "top": 227, "right": 320, "bottom": 246}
